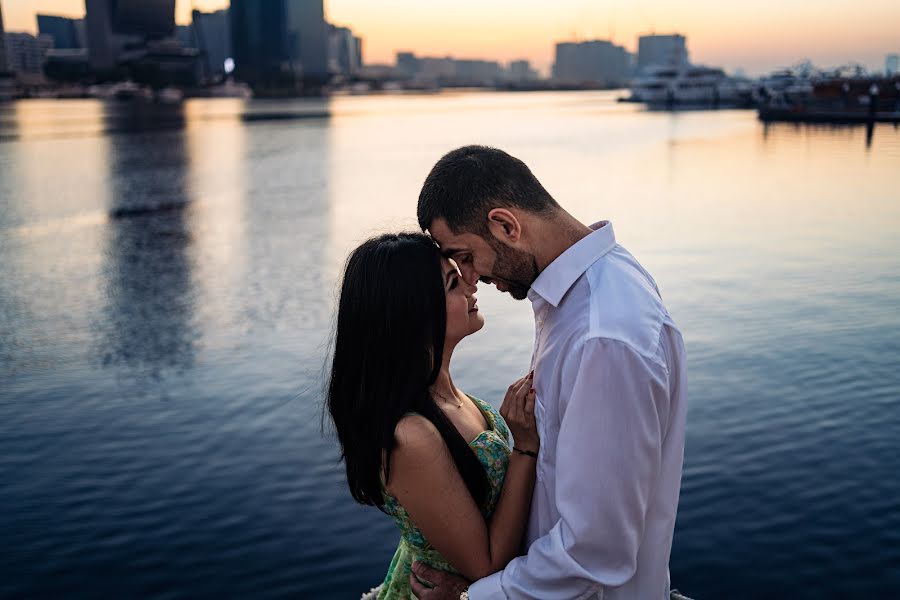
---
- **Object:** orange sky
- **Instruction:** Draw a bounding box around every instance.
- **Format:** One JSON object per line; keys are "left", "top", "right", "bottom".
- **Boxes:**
{"left": 3, "top": 0, "right": 898, "bottom": 75}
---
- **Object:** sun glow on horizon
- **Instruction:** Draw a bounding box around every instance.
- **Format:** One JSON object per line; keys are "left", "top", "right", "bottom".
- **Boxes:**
{"left": 2, "top": 0, "right": 897, "bottom": 75}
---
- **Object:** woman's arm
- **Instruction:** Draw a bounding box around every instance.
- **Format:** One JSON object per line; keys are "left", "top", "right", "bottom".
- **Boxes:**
{"left": 387, "top": 419, "right": 535, "bottom": 581}
{"left": 386, "top": 379, "right": 538, "bottom": 582}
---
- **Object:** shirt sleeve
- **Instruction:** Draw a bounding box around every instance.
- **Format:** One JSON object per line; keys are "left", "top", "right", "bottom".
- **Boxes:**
{"left": 469, "top": 336, "right": 668, "bottom": 600}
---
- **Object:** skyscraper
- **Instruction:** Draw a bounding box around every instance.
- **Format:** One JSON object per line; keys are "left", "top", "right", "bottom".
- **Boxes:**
{"left": 84, "top": 0, "right": 175, "bottom": 71}
{"left": 4, "top": 33, "right": 55, "bottom": 74}
{"left": 0, "top": 0, "right": 8, "bottom": 73}
{"left": 328, "top": 24, "right": 362, "bottom": 77}
{"left": 38, "top": 15, "right": 85, "bottom": 49}
{"left": 230, "top": 0, "right": 328, "bottom": 95}
{"left": 84, "top": 0, "right": 128, "bottom": 70}
{"left": 286, "top": 0, "right": 327, "bottom": 83}
{"left": 637, "top": 34, "right": 688, "bottom": 72}
{"left": 192, "top": 9, "right": 232, "bottom": 80}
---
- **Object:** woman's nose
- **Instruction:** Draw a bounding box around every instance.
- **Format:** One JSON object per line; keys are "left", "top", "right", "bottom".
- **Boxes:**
{"left": 463, "top": 279, "right": 478, "bottom": 296}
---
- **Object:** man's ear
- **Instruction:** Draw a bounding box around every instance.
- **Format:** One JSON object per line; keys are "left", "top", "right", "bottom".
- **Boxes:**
{"left": 486, "top": 208, "right": 521, "bottom": 244}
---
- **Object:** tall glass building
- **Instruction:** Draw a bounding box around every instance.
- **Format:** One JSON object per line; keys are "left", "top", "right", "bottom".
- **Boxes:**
{"left": 37, "top": 15, "right": 84, "bottom": 50}
{"left": 84, "top": 0, "right": 175, "bottom": 71}
{"left": 230, "top": 0, "right": 328, "bottom": 95}
{"left": 0, "top": 1, "right": 8, "bottom": 73}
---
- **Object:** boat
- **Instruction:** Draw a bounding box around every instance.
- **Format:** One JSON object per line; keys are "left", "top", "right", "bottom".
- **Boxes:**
{"left": 205, "top": 80, "right": 252, "bottom": 98}
{"left": 628, "top": 65, "right": 753, "bottom": 107}
{"left": 758, "top": 75, "right": 900, "bottom": 124}
{"left": 155, "top": 87, "right": 184, "bottom": 104}
{"left": 751, "top": 68, "right": 815, "bottom": 107}
{"left": 111, "top": 81, "right": 152, "bottom": 101}
{"left": 88, "top": 81, "right": 153, "bottom": 101}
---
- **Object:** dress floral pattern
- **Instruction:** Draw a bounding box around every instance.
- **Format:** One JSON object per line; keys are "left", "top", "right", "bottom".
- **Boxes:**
{"left": 377, "top": 396, "right": 511, "bottom": 600}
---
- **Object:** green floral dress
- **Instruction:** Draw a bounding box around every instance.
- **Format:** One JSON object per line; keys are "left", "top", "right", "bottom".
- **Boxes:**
{"left": 377, "top": 395, "right": 512, "bottom": 600}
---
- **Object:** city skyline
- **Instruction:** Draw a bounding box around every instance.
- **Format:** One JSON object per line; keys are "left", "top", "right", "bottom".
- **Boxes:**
{"left": 3, "top": 0, "right": 898, "bottom": 75}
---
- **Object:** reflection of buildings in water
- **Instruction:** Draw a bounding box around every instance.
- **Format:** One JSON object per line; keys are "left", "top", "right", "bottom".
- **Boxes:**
{"left": 0, "top": 102, "right": 112, "bottom": 378}
{"left": 0, "top": 103, "right": 24, "bottom": 225}
{"left": 99, "top": 101, "right": 197, "bottom": 376}
{"left": 235, "top": 102, "right": 333, "bottom": 338}
{"left": 0, "top": 104, "right": 25, "bottom": 377}
{"left": 760, "top": 121, "right": 879, "bottom": 151}
{"left": 101, "top": 99, "right": 187, "bottom": 139}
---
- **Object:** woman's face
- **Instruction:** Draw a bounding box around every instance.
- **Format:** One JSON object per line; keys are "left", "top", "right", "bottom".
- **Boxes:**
{"left": 442, "top": 257, "right": 484, "bottom": 344}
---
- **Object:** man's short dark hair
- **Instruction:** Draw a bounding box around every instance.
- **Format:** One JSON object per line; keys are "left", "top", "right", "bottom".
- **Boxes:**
{"left": 417, "top": 145, "right": 559, "bottom": 235}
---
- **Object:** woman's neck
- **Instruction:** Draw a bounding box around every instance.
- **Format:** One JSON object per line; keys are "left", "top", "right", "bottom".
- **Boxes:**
{"left": 431, "top": 344, "right": 457, "bottom": 396}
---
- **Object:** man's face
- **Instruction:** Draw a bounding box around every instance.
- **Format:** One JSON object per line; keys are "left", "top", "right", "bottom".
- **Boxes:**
{"left": 428, "top": 218, "right": 537, "bottom": 300}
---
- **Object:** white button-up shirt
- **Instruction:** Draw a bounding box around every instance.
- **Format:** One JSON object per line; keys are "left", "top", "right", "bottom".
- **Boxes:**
{"left": 470, "top": 221, "right": 688, "bottom": 600}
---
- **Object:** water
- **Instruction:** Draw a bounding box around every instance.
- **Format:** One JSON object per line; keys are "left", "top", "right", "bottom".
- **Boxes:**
{"left": 1, "top": 92, "right": 898, "bottom": 599}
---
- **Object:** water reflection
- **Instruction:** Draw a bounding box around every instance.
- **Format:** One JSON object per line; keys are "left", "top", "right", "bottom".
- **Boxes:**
{"left": 98, "top": 102, "right": 197, "bottom": 378}
{"left": 0, "top": 93, "right": 898, "bottom": 599}
{"left": 0, "top": 102, "right": 19, "bottom": 143}
{"left": 760, "top": 120, "right": 891, "bottom": 150}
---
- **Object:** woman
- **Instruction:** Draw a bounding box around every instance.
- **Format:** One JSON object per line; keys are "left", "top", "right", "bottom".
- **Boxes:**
{"left": 327, "top": 233, "right": 540, "bottom": 599}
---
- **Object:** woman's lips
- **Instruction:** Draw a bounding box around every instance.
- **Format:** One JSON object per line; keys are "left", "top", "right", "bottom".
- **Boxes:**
{"left": 468, "top": 300, "right": 479, "bottom": 313}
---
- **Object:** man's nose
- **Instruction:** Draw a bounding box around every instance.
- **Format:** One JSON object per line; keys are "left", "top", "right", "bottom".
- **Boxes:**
{"left": 460, "top": 265, "right": 480, "bottom": 286}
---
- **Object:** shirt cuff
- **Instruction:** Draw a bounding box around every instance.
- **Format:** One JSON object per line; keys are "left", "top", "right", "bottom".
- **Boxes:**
{"left": 468, "top": 571, "right": 505, "bottom": 600}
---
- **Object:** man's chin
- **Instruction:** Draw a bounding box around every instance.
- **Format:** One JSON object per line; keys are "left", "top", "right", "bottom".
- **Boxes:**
{"left": 489, "top": 278, "right": 530, "bottom": 300}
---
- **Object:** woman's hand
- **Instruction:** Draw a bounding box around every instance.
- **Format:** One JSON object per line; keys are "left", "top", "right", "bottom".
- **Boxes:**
{"left": 499, "top": 373, "right": 539, "bottom": 453}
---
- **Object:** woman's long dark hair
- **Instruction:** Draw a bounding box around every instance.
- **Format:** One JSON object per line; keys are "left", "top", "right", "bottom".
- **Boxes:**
{"left": 327, "top": 232, "right": 488, "bottom": 508}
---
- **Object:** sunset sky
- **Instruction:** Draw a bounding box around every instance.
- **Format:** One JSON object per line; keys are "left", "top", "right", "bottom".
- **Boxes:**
{"left": 3, "top": 0, "right": 898, "bottom": 75}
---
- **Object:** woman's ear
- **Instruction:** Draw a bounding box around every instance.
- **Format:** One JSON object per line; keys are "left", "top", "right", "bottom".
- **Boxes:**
{"left": 486, "top": 208, "right": 521, "bottom": 243}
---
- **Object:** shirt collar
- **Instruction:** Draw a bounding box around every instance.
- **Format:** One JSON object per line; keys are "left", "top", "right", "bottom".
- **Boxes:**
{"left": 528, "top": 220, "right": 616, "bottom": 308}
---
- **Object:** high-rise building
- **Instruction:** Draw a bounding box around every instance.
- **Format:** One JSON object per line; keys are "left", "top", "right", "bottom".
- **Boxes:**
{"left": 887, "top": 54, "right": 899, "bottom": 76}
{"left": 231, "top": 0, "right": 328, "bottom": 93}
{"left": 4, "top": 32, "right": 55, "bottom": 74}
{"left": 637, "top": 33, "right": 688, "bottom": 72}
{"left": 192, "top": 9, "right": 232, "bottom": 80}
{"left": 0, "top": 2, "right": 13, "bottom": 100}
{"left": 0, "top": 0, "right": 8, "bottom": 72}
{"left": 286, "top": 0, "right": 327, "bottom": 83}
{"left": 37, "top": 15, "right": 85, "bottom": 49}
{"left": 328, "top": 24, "right": 362, "bottom": 77}
{"left": 84, "top": 0, "right": 130, "bottom": 71}
{"left": 175, "top": 25, "right": 194, "bottom": 48}
{"left": 552, "top": 39, "right": 629, "bottom": 87}
{"left": 84, "top": 0, "right": 175, "bottom": 71}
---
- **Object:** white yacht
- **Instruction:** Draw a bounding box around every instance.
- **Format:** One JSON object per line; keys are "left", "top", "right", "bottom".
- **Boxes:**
{"left": 752, "top": 69, "right": 815, "bottom": 106}
{"left": 629, "top": 65, "right": 751, "bottom": 105}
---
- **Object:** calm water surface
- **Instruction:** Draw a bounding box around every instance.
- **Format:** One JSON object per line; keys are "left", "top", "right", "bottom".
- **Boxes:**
{"left": 1, "top": 92, "right": 899, "bottom": 599}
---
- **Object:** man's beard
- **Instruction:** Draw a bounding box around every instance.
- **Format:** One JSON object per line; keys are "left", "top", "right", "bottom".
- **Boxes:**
{"left": 484, "top": 237, "right": 538, "bottom": 300}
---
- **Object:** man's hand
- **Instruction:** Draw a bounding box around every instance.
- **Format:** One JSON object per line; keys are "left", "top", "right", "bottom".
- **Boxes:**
{"left": 408, "top": 561, "right": 469, "bottom": 599}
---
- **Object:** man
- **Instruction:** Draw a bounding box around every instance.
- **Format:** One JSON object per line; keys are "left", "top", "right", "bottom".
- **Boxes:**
{"left": 410, "top": 146, "right": 688, "bottom": 600}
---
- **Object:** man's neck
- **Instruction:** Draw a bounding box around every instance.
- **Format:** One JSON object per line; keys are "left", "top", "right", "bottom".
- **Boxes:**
{"left": 532, "top": 212, "right": 593, "bottom": 273}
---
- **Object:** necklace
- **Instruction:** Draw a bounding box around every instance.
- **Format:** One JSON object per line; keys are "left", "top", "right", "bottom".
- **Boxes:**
{"left": 433, "top": 388, "right": 463, "bottom": 408}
